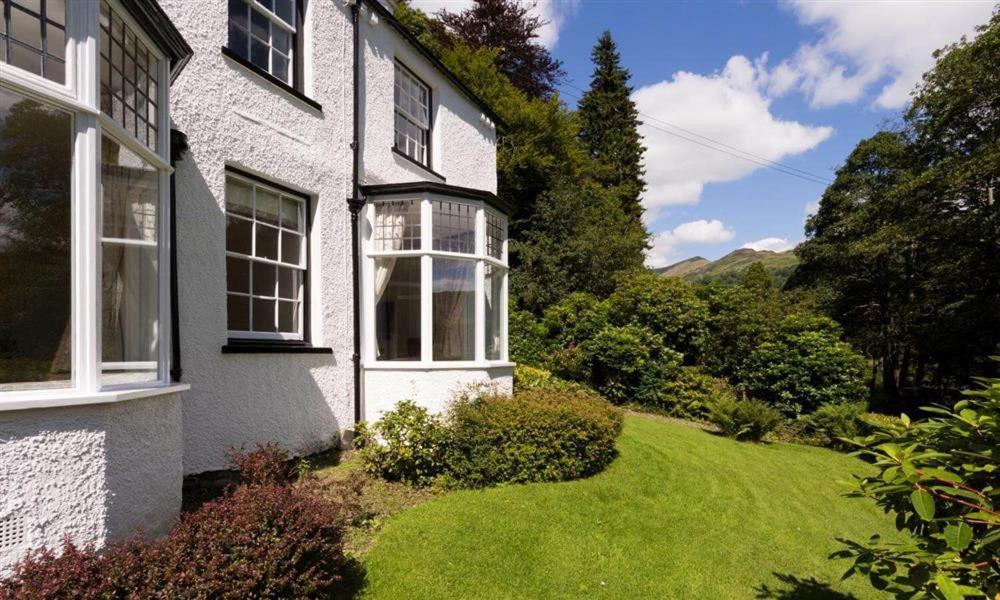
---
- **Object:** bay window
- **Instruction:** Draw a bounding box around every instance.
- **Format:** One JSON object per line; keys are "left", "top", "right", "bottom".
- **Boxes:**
{"left": 365, "top": 191, "right": 508, "bottom": 365}
{"left": 0, "top": 0, "right": 188, "bottom": 397}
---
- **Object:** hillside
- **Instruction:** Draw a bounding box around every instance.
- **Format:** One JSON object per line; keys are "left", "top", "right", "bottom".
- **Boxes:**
{"left": 655, "top": 248, "right": 799, "bottom": 287}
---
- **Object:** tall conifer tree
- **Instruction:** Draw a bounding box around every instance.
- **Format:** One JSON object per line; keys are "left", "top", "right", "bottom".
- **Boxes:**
{"left": 578, "top": 31, "right": 647, "bottom": 224}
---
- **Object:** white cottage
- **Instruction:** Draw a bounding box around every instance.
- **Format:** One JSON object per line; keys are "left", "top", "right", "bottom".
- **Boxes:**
{"left": 0, "top": 0, "right": 512, "bottom": 569}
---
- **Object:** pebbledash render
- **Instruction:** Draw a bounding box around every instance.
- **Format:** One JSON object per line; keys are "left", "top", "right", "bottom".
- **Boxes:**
{"left": 0, "top": 0, "right": 512, "bottom": 569}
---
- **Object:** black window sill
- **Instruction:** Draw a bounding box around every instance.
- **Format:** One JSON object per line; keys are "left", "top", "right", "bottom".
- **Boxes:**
{"left": 392, "top": 147, "right": 447, "bottom": 181}
{"left": 221, "top": 47, "right": 323, "bottom": 112}
{"left": 222, "top": 340, "right": 333, "bottom": 354}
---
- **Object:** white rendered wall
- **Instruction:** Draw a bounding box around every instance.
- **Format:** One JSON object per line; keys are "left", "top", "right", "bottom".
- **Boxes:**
{"left": 0, "top": 394, "right": 183, "bottom": 571}
{"left": 360, "top": 9, "right": 498, "bottom": 192}
{"left": 364, "top": 367, "right": 514, "bottom": 419}
{"left": 159, "top": 0, "right": 356, "bottom": 474}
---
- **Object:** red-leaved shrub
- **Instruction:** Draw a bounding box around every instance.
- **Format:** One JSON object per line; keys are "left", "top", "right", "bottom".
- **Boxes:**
{"left": 1, "top": 448, "right": 353, "bottom": 599}
{"left": 227, "top": 441, "right": 293, "bottom": 485}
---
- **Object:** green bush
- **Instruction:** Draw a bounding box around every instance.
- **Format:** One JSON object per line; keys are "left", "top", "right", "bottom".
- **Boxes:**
{"left": 705, "top": 395, "right": 783, "bottom": 442}
{"left": 354, "top": 401, "right": 449, "bottom": 487}
{"left": 509, "top": 306, "right": 555, "bottom": 366}
{"left": 837, "top": 370, "right": 1000, "bottom": 599}
{"left": 797, "top": 400, "right": 869, "bottom": 448}
{"left": 540, "top": 292, "right": 610, "bottom": 347}
{"left": 740, "top": 314, "right": 867, "bottom": 415}
{"left": 445, "top": 388, "right": 623, "bottom": 488}
{"left": 605, "top": 273, "right": 709, "bottom": 362}
{"left": 638, "top": 367, "right": 735, "bottom": 420}
{"left": 513, "top": 364, "right": 588, "bottom": 393}
{"left": 579, "top": 324, "right": 682, "bottom": 405}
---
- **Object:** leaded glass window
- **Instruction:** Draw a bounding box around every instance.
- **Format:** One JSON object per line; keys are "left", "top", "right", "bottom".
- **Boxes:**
{"left": 100, "top": 0, "right": 160, "bottom": 151}
{"left": 1, "top": 0, "right": 66, "bottom": 84}
{"left": 374, "top": 199, "right": 421, "bottom": 251}
{"left": 432, "top": 201, "right": 474, "bottom": 254}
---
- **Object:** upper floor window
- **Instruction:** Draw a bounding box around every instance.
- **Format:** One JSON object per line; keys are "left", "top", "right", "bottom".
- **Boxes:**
{"left": 225, "top": 172, "right": 308, "bottom": 341}
{"left": 394, "top": 62, "right": 430, "bottom": 166}
{"left": 1, "top": 0, "right": 67, "bottom": 84}
{"left": 228, "top": 0, "right": 297, "bottom": 86}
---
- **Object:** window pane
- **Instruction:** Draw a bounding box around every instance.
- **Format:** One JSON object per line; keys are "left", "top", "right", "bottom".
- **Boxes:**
{"left": 226, "top": 256, "right": 250, "bottom": 293}
{"left": 280, "top": 230, "right": 301, "bottom": 266}
{"left": 432, "top": 258, "right": 475, "bottom": 361}
{"left": 252, "top": 298, "right": 276, "bottom": 332}
{"left": 101, "top": 137, "right": 158, "bottom": 242}
{"left": 100, "top": 1, "right": 159, "bottom": 150}
{"left": 255, "top": 188, "right": 280, "bottom": 225}
{"left": 101, "top": 244, "right": 158, "bottom": 385}
{"left": 48, "top": 0, "right": 66, "bottom": 26}
{"left": 11, "top": 7, "right": 42, "bottom": 50}
{"left": 432, "top": 201, "right": 475, "bottom": 254}
{"left": 277, "top": 300, "right": 298, "bottom": 333}
{"left": 485, "top": 265, "right": 504, "bottom": 360}
{"left": 272, "top": 52, "right": 289, "bottom": 83}
{"left": 9, "top": 42, "right": 42, "bottom": 76}
{"left": 487, "top": 211, "right": 505, "bottom": 260}
{"left": 375, "top": 199, "right": 421, "bottom": 251}
{"left": 226, "top": 178, "right": 254, "bottom": 217}
{"left": 228, "top": 0, "right": 247, "bottom": 28}
{"left": 278, "top": 266, "right": 299, "bottom": 300}
{"left": 226, "top": 216, "right": 253, "bottom": 255}
{"left": 227, "top": 294, "right": 249, "bottom": 331}
{"left": 0, "top": 89, "right": 72, "bottom": 390}
{"left": 252, "top": 261, "right": 276, "bottom": 296}
{"left": 256, "top": 224, "right": 279, "bottom": 260}
{"left": 274, "top": 0, "right": 295, "bottom": 26}
{"left": 280, "top": 197, "right": 300, "bottom": 230}
{"left": 375, "top": 257, "right": 420, "bottom": 361}
{"left": 250, "top": 8, "right": 269, "bottom": 41}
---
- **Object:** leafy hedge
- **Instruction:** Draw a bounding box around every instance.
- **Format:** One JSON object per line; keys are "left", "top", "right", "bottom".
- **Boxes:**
{"left": 1, "top": 446, "right": 355, "bottom": 599}
{"left": 356, "top": 387, "right": 623, "bottom": 489}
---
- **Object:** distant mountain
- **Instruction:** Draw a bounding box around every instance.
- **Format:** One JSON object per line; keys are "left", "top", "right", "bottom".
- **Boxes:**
{"left": 654, "top": 248, "right": 799, "bottom": 287}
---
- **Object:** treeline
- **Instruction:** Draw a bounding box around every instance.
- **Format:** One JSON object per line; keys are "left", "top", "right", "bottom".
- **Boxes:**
{"left": 789, "top": 11, "right": 1000, "bottom": 406}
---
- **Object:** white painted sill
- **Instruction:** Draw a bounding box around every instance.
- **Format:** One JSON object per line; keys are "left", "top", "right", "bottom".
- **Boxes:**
{"left": 363, "top": 361, "right": 516, "bottom": 371}
{"left": 0, "top": 383, "right": 190, "bottom": 413}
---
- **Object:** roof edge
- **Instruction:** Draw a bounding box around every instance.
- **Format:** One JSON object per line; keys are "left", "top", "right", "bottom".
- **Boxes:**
{"left": 123, "top": 0, "right": 193, "bottom": 83}
{"left": 362, "top": 0, "right": 507, "bottom": 131}
{"left": 361, "top": 181, "right": 514, "bottom": 215}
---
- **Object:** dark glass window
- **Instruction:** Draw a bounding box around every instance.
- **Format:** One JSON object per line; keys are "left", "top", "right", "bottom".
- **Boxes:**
{"left": 1, "top": 0, "right": 67, "bottom": 84}
{"left": 0, "top": 87, "right": 72, "bottom": 390}
{"left": 100, "top": 0, "right": 160, "bottom": 151}
{"left": 228, "top": 0, "right": 297, "bottom": 86}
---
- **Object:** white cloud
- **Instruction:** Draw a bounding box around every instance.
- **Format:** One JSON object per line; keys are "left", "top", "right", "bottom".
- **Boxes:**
{"left": 741, "top": 237, "right": 795, "bottom": 253}
{"left": 804, "top": 199, "right": 820, "bottom": 216}
{"left": 775, "top": 1, "right": 993, "bottom": 109}
{"left": 633, "top": 55, "right": 833, "bottom": 212}
{"left": 408, "top": 0, "right": 579, "bottom": 48}
{"left": 646, "top": 219, "right": 735, "bottom": 268}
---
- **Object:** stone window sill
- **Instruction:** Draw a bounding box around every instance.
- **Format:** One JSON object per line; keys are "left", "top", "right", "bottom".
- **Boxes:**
{"left": 0, "top": 383, "right": 191, "bottom": 413}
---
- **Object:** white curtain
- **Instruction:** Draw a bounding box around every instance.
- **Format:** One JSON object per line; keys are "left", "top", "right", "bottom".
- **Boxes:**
{"left": 373, "top": 208, "right": 410, "bottom": 358}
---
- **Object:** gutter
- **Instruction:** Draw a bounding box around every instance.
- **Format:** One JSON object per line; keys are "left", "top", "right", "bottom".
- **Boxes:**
{"left": 169, "top": 129, "right": 188, "bottom": 382}
{"left": 347, "top": 0, "right": 365, "bottom": 426}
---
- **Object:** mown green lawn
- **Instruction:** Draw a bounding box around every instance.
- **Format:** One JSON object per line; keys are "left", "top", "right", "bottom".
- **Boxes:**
{"left": 359, "top": 414, "right": 904, "bottom": 599}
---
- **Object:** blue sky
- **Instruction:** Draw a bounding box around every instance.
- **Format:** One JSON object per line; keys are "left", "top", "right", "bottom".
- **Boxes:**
{"left": 412, "top": 0, "right": 994, "bottom": 267}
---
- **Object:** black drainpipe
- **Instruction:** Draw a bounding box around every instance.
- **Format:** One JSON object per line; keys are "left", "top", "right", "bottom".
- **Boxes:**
{"left": 348, "top": 0, "right": 365, "bottom": 426}
{"left": 169, "top": 128, "right": 188, "bottom": 382}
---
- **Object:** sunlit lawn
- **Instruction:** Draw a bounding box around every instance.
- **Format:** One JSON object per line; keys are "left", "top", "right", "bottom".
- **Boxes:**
{"left": 358, "top": 414, "right": 903, "bottom": 599}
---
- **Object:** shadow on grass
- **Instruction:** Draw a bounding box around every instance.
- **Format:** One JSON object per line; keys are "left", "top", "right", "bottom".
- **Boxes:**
{"left": 332, "top": 557, "right": 368, "bottom": 600}
{"left": 755, "top": 573, "right": 858, "bottom": 600}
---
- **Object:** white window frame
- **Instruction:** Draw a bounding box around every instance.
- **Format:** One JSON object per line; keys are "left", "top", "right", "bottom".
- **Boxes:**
{"left": 228, "top": 0, "right": 297, "bottom": 86}
{"left": 393, "top": 61, "right": 431, "bottom": 166}
{"left": 0, "top": 0, "right": 176, "bottom": 403}
{"left": 362, "top": 193, "right": 510, "bottom": 369}
{"left": 224, "top": 171, "right": 308, "bottom": 342}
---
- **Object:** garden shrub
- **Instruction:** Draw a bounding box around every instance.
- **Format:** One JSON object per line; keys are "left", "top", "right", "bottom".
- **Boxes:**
{"left": 444, "top": 388, "right": 623, "bottom": 488}
{"left": 227, "top": 441, "right": 293, "bottom": 485}
{"left": 797, "top": 400, "right": 869, "bottom": 448}
{"left": 509, "top": 306, "right": 556, "bottom": 366}
{"left": 513, "top": 364, "right": 589, "bottom": 393}
{"left": 353, "top": 400, "right": 449, "bottom": 487}
{"left": 605, "top": 272, "right": 709, "bottom": 362}
{"left": 739, "top": 314, "right": 867, "bottom": 415}
{"left": 580, "top": 323, "right": 682, "bottom": 405}
{"left": 837, "top": 370, "right": 1000, "bottom": 599}
{"left": 634, "top": 366, "right": 734, "bottom": 419}
{"left": 705, "top": 395, "right": 782, "bottom": 442}
{"left": 540, "top": 292, "right": 610, "bottom": 347}
{"left": 2, "top": 450, "right": 354, "bottom": 599}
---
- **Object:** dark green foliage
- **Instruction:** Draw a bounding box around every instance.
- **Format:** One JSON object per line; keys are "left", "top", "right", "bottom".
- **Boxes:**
{"left": 605, "top": 272, "right": 708, "bottom": 362}
{"left": 640, "top": 366, "right": 735, "bottom": 420}
{"left": 354, "top": 401, "right": 450, "bottom": 487}
{"left": 577, "top": 31, "right": 646, "bottom": 222}
{"left": 540, "top": 292, "right": 610, "bottom": 347}
{"left": 434, "top": 0, "right": 564, "bottom": 99}
{"left": 837, "top": 370, "right": 1000, "bottom": 598}
{"left": 705, "top": 396, "right": 783, "bottom": 442}
{"left": 740, "top": 314, "right": 868, "bottom": 416}
{"left": 508, "top": 305, "right": 555, "bottom": 366}
{"left": 445, "top": 388, "right": 623, "bottom": 488}
{"left": 791, "top": 11, "right": 1000, "bottom": 402}
{"left": 698, "top": 280, "right": 783, "bottom": 380}
{"left": 580, "top": 324, "right": 682, "bottom": 405}
{"left": 797, "top": 401, "right": 870, "bottom": 448}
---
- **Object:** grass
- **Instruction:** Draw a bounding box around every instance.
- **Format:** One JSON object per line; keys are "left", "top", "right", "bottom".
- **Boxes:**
{"left": 355, "top": 414, "right": 905, "bottom": 599}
